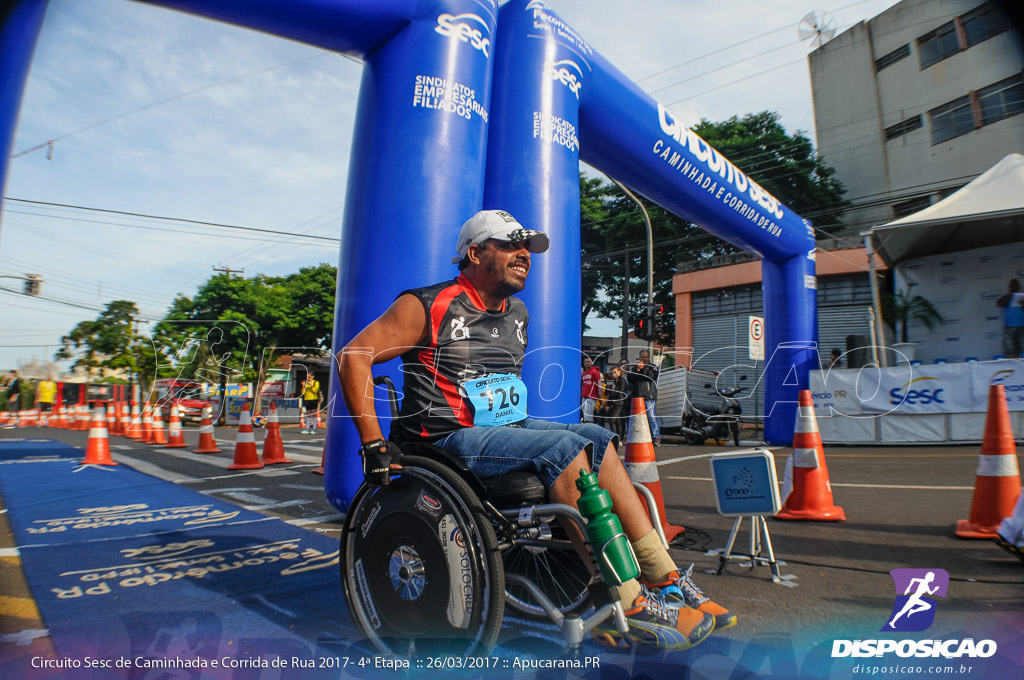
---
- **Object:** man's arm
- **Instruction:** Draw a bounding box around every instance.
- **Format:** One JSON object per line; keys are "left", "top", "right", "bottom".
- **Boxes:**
{"left": 336, "top": 294, "right": 429, "bottom": 445}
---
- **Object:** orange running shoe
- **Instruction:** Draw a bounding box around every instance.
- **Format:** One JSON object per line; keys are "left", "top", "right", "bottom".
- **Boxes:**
{"left": 642, "top": 564, "right": 738, "bottom": 630}
{"left": 592, "top": 584, "right": 715, "bottom": 651}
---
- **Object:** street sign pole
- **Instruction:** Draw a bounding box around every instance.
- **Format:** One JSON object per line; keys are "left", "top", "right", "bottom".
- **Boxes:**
{"left": 749, "top": 316, "right": 765, "bottom": 440}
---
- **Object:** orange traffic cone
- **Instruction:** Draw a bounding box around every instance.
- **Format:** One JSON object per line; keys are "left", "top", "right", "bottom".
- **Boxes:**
{"left": 228, "top": 409, "right": 263, "bottom": 470}
{"left": 261, "top": 404, "right": 292, "bottom": 465}
{"left": 0, "top": 411, "right": 8, "bottom": 427}
{"left": 298, "top": 406, "right": 308, "bottom": 433}
{"left": 141, "top": 402, "right": 154, "bottom": 443}
{"left": 776, "top": 390, "right": 845, "bottom": 521}
{"left": 52, "top": 406, "right": 63, "bottom": 429}
{"left": 194, "top": 406, "right": 222, "bottom": 454}
{"left": 315, "top": 410, "right": 324, "bottom": 431}
{"left": 82, "top": 406, "right": 118, "bottom": 466}
{"left": 148, "top": 405, "right": 168, "bottom": 445}
{"left": 106, "top": 404, "right": 117, "bottom": 435}
{"left": 119, "top": 403, "right": 131, "bottom": 437}
{"left": 165, "top": 405, "right": 188, "bottom": 448}
{"left": 623, "top": 397, "right": 685, "bottom": 541}
{"left": 126, "top": 402, "right": 144, "bottom": 440}
{"left": 956, "top": 384, "right": 1023, "bottom": 538}
{"left": 78, "top": 405, "right": 90, "bottom": 431}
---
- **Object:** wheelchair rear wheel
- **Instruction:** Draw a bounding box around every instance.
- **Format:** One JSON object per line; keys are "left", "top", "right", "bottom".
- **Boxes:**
{"left": 341, "top": 456, "right": 504, "bottom": 657}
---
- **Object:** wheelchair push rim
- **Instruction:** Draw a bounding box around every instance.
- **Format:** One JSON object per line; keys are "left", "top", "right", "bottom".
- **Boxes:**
{"left": 341, "top": 456, "right": 504, "bottom": 657}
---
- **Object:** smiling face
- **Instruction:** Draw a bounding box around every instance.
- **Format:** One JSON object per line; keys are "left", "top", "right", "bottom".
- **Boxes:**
{"left": 473, "top": 239, "right": 531, "bottom": 298}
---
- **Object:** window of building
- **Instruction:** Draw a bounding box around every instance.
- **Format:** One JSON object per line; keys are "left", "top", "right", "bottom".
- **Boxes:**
{"left": 961, "top": 2, "right": 1009, "bottom": 48}
{"left": 818, "top": 276, "right": 873, "bottom": 307}
{"left": 918, "top": 21, "right": 960, "bottom": 69}
{"left": 978, "top": 74, "right": 1024, "bottom": 126}
{"left": 884, "top": 115, "right": 923, "bottom": 141}
{"left": 875, "top": 43, "right": 910, "bottom": 72}
{"left": 892, "top": 195, "right": 932, "bottom": 219}
{"left": 929, "top": 95, "right": 975, "bottom": 144}
{"left": 691, "top": 285, "right": 761, "bottom": 318}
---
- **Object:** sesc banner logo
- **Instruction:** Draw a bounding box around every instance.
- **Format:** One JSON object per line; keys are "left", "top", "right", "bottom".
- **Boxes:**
{"left": 435, "top": 13, "right": 491, "bottom": 58}
{"left": 883, "top": 568, "right": 948, "bottom": 632}
{"left": 832, "top": 568, "right": 997, "bottom": 660}
{"left": 889, "top": 376, "right": 945, "bottom": 406}
{"left": 545, "top": 59, "right": 583, "bottom": 98}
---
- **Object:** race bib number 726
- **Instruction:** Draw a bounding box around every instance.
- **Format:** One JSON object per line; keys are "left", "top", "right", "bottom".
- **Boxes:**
{"left": 459, "top": 373, "right": 528, "bottom": 427}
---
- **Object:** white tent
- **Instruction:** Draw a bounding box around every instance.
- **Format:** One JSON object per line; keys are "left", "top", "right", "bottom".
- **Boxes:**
{"left": 870, "top": 153, "right": 1024, "bottom": 267}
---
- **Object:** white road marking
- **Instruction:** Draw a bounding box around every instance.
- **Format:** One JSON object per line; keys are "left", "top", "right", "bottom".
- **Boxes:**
{"left": 112, "top": 453, "right": 200, "bottom": 483}
{"left": 665, "top": 476, "right": 974, "bottom": 490}
{"left": 286, "top": 514, "right": 345, "bottom": 526}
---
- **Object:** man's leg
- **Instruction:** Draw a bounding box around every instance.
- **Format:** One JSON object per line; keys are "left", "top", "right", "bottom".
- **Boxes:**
{"left": 582, "top": 398, "right": 595, "bottom": 423}
{"left": 645, "top": 399, "right": 661, "bottom": 443}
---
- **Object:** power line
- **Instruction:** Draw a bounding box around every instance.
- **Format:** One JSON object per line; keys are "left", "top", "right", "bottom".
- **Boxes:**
{"left": 3, "top": 198, "right": 341, "bottom": 242}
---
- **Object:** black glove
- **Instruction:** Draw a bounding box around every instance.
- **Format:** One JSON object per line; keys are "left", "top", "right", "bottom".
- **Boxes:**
{"left": 361, "top": 439, "right": 397, "bottom": 486}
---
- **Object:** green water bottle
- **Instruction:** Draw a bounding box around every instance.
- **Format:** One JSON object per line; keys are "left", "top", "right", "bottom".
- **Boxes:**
{"left": 575, "top": 468, "right": 640, "bottom": 586}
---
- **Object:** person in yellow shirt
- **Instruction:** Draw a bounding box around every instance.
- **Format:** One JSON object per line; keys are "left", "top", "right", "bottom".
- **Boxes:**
{"left": 35, "top": 375, "right": 57, "bottom": 413}
{"left": 300, "top": 374, "right": 322, "bottom": 435}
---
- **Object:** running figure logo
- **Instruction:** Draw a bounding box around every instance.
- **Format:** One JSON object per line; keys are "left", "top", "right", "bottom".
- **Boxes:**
{"left": 882, "top": 568, "right": 949, "bottom": 632}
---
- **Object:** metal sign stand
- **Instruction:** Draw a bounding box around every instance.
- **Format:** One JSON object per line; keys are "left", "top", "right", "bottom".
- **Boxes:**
{"left": 707, "top": 449, "right": 797, "bottom": 586}
{"left": 712, "top": 515, "right": 796, "bottom": 586}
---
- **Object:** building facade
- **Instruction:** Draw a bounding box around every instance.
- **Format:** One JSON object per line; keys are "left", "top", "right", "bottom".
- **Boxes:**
{"left": 671, "top": 240, "right": 887, "bottom": 413}
{"left": 809, "top": 0, "right": 1023, "bottom": 233}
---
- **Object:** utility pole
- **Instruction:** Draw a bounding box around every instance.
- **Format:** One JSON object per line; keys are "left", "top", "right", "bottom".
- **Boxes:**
{"left": 213, "top": 266, "right": 245, "bottom": 278}
{"left": 620, "top": 247, "right": 631, "bottom": 361}
{"left": 611, "top": 179, "right": 655, "bottom": 354}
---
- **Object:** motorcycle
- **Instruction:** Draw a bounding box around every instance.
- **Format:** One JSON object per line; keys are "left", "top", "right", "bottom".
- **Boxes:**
{"left": 681, "top": 376, "right": 747, "bottom": 446}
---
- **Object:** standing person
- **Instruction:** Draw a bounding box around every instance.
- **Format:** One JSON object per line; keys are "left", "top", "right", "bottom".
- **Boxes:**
{"left": 627, "top": 350, "right": 661, "bottom": 446}
{"left": 997, "top": 279, "right": 1024, "bottom": 358}
{"left": 337, "top": 209, "right": 734, "bottom": 652}
{"left": 35, "top": 375, "right": 57, "bottom": 414}
{"left": 580, "top": 356, "right": 602, "bottom": 423}
{"left": 4, "top": 371, "right": 21, "bottom": 413}
{"left": 602, "top": 365, "right": 630, "bottom": 440}
{"left": 300, "top": 373, "right": 322, "bottom": 435}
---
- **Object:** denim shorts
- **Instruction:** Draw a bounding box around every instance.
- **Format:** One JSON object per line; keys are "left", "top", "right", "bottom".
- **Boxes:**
{"left": 434, "top": 419, "right": 618, "bottom": 489}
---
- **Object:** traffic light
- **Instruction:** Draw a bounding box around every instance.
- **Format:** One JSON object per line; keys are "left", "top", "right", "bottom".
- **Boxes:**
{"left": 23, "top": 274, "right": 42, "bottom": 296}
{"left": 653, "top": 304, "right": 666, "bottom": 336}
{"left": 633, "top": 316, "right": 651, "bottom": 340}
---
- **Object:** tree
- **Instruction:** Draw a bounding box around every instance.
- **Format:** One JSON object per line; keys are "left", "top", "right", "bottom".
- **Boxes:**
{"left": 581, "top": 177, "right": 717, "bottom": 345}
{"left": 882, "top": 289, "right": 943, "bottom": 343}
{"left": 156, "top": 264, "right": 337, "bottom": 415}
{"left": 691, "top": 111, "right": 848, "bottom": 233}
{"left": 580, "top": 111, "right": 849, "bottom": 343}
{"left": 56, "top": 300, "right": 139, "bottom": 381}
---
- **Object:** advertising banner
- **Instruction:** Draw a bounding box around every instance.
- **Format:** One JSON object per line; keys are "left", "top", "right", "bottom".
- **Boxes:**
{"left": 968, "top": 358, "right": 1024, "bottom": 411}
{"left": 812, "top": 363, "right": 973, "bottom": 415}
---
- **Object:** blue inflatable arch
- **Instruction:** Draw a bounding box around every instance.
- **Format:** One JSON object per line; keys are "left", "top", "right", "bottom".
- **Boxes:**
{"left": 0, "top": 0, "right": 816, "bottom": 512}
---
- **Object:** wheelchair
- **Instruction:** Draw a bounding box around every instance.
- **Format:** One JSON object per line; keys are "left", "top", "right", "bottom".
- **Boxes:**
{"left": 340, "top": 377, "right": 671, "bottom": 657}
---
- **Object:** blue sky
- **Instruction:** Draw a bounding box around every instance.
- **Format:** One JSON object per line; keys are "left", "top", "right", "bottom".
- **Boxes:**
{"left": 0, "top": 0, "right": 902, "bottom": 372}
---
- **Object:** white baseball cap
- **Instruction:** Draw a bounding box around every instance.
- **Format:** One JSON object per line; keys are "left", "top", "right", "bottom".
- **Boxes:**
{"left": 451, "top": 210, "right": 550, "bottom": 264}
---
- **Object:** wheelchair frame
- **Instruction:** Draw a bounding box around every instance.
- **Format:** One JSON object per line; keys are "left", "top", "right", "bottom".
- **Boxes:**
{"left": 339, "top": 376, "right": 669, "bottom": 657}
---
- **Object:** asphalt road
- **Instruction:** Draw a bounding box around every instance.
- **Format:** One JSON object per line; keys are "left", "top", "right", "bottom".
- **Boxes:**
{"left": 1, "top": 424, "right": 1022, "bottom": 659}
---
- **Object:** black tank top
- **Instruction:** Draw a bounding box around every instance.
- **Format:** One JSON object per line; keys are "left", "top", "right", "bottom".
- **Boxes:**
{"left": 396, "top": 274, "right": 529, "bottom": 441}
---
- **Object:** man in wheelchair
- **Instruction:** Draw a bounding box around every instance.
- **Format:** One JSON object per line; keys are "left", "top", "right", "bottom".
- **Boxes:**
{"left": 337, "top": 209, "right": 735, "bottom": 652}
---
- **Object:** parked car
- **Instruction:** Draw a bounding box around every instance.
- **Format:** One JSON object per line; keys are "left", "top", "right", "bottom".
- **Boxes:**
{"left": 153, "top": 379, "right": 209, "bottom": 423}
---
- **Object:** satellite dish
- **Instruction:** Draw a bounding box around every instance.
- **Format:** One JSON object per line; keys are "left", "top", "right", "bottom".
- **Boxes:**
{"left": 798, "top": 11, "right": 837, "bottom": 47}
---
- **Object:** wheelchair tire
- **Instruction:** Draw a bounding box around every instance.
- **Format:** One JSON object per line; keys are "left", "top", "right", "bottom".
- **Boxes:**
{"left": 502, "top": 520, "right": 592, "bottom": 620}
{"left": 340, "top": 456, "right": 504, "bottom": 657}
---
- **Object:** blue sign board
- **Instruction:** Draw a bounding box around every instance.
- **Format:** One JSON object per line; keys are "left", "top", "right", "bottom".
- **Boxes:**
{"left": 709, "top": 450, "right": 781, "bottom": 517}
